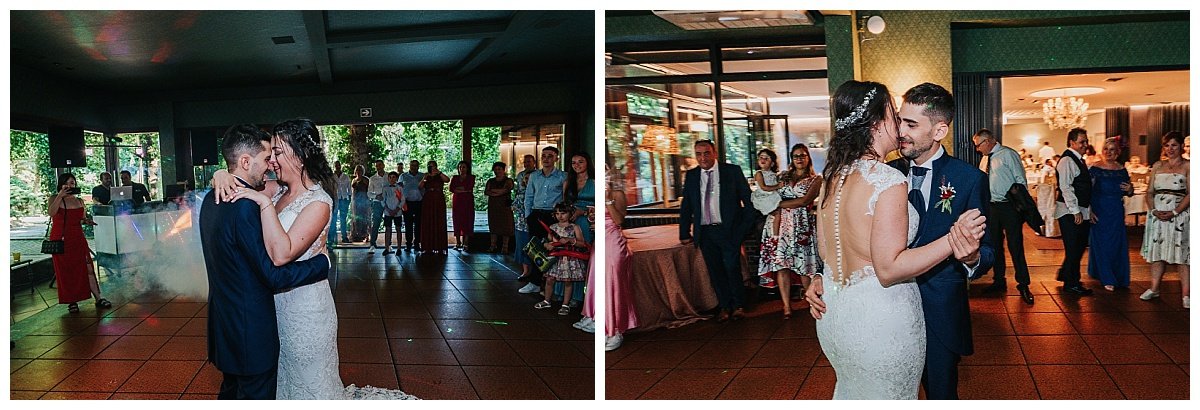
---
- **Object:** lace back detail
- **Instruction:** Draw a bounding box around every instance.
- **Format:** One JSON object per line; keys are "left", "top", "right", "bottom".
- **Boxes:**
{"left": 857, "top": 160, "right": 907, "bottom": 216}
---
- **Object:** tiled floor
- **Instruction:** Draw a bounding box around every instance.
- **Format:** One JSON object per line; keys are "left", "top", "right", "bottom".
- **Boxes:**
{"left": 10, "top": 245, "right": 595, "bottom": 400}
{"left": 606, "top": 227, "right": 1190, "bottom": 399}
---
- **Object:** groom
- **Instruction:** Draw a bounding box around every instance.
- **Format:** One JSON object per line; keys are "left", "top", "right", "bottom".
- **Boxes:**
{"left": 889, "top": 83, "right": 995, "bottom": 400}
{"left": 200, "top": 124, "right": 331, "bottom": 400}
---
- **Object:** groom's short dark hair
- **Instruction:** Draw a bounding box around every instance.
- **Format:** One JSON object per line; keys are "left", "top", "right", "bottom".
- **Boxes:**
{"left": 903, "top": 82, "right": 955, "bottom": 126}
{"left": 221, "top": 124, "right": 271, "bottom": 169}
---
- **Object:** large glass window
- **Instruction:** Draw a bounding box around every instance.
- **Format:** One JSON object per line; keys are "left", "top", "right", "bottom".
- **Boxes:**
{"left": 116, "top": 132, "right": 162, "bottom": 200}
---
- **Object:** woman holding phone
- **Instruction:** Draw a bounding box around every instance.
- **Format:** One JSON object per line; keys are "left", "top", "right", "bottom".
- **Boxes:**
{"left": 48, "top": 172, "right": 111, "bottom": 313}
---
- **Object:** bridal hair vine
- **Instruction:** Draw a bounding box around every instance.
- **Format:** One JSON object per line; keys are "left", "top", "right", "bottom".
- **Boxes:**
{"left": 834, "top": 87, "right": 878, "bottom": 131}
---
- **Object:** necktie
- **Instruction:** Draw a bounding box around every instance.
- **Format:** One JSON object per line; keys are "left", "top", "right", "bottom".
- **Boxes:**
{"left": 909, "top": 166, "right": 928, "bottom": 220}
{"left": 703, "top": 170, "right": 715, "bottom": 224}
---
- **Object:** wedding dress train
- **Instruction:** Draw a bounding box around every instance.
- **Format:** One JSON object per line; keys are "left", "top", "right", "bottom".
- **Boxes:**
{"left": 274, "top": 184, "right": 417, "bottom": 400}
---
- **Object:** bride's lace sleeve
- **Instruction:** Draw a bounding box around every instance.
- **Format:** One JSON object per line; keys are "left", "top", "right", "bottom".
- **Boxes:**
{"left": 862, "top": 161, "right": 908, "bottom": 216}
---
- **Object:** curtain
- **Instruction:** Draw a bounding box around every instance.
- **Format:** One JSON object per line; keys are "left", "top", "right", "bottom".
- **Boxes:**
{"left": 1105, "top": 107, "right": 1131, "bottom": 163}
{"left": 1147, "top": 104, "right": 1190, "bottom": 164}
{"left": 952, "top": 73, "right": 1002, "bottom": 166}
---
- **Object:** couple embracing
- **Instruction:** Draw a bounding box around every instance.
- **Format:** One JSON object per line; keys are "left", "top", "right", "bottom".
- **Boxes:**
{"left": 805, "top": 81, "right": 996, "bottom": 400}
{"left": 200, "top": 121, "right": 414, "bottom": 400}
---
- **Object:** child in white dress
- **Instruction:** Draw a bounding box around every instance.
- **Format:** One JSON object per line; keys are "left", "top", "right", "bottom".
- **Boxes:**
{"left": 752, "top": 149, "right": 783, "bottom": 235}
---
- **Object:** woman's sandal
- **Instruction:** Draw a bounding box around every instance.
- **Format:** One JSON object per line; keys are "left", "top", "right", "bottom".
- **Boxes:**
{"left": 95, "top": 298, "right": 112, "bottom": 309}
{"left": 67, "top": 303, "right": 79, "bottom": 313}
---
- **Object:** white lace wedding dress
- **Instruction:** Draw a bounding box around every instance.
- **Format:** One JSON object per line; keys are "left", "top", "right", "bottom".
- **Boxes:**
{"left": 273, "top": 184, "right": 417, "bottom": 400}
{"left": 815, "top": 159, "right": 926, "bottom": 400}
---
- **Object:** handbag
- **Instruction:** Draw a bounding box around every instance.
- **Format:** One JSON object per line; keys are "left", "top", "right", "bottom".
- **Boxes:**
{"left": 41, "top": 207, "right": 66, "bottom": 255}
{"left": 523, "top": 237, "right": 558, "bottom": 272}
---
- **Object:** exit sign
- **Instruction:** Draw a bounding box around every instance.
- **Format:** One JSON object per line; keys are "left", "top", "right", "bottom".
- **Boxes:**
{"left": 360, "top": 108, "right": 373, "bottom": 118}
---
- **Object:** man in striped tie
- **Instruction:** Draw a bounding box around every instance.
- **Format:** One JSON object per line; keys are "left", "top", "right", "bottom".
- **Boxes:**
{"left": 680, "top": 140, "right": 754, "bottom": 322}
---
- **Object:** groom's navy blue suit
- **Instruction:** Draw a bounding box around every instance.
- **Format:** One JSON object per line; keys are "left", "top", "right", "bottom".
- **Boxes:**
{"left": 200, "top": 179, "right": 330, "bottom": 400}
{"left": 890, "top": 153, "right": 995, "bottom": 400}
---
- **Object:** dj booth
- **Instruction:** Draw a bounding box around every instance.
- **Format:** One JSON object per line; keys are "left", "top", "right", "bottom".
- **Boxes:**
{"left": 92, "top": 200, "right": 191, "bottom": 271}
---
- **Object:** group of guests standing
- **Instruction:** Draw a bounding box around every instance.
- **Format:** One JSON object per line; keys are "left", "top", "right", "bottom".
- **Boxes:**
{"left": 973, "top": 127, "right": 1189, "bottom": 309}
{"left": 326, "top": 158, "right": 521, "bottom": 255}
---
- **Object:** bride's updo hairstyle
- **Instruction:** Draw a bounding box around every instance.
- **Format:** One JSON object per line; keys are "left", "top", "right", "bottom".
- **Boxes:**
{"left": 273, "top": 118, "right": 337, "bottom": 200}
{"left": 822, "top": 80, "right": 895, "bottom": 207}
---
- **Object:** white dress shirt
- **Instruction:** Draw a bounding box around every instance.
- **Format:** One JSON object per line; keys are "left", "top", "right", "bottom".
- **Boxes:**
{"left": 1053, "top": 148, "right": 1091, "bottom": 219}
{"left": 908, "top": 146, "right": 944, "bottom": 210}
{"left": 367, "top": 172, "right": 388, "bottom": 201}
{"left": 334, "top": 173, "right": 351, "bottom": 200}
{"left": 699, "top": 164, "right": 722, "bottom": 225}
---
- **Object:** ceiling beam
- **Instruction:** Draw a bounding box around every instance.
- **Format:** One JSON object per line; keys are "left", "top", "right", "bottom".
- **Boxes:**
{"left": 452, "top": 11, "right": 546, "bottom": 79}
{"left": 302, "top": 11, "right": 333, "bottom": 84}
{"left": 325, "top": 21, "right": 509, "bottom": 49}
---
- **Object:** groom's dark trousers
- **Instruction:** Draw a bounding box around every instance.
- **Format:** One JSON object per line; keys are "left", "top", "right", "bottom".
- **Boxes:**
{"left": 200, "top": 180, "right": 331, "bottom": 400}
{"left": 890, "top": 155, "right": 995, "bottom": 400}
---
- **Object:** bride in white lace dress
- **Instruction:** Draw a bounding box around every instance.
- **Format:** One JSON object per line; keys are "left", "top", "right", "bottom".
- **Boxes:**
{"left": 221, "top": 119, "right": 416, "bottom": 400}
{"left": 805, "top": 82, "right": 986, "bottom": 399}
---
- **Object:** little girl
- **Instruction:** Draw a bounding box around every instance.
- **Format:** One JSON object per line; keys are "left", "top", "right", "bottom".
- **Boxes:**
{"left": 752, "top": 149, "right": 783, "bottom": 236}
{"left": 534, "top": 202, "right": 588, "bottom": 316}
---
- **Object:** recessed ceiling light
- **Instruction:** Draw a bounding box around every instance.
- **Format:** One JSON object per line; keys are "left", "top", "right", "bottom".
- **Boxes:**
{"left": 776, "top": 90, "right": 792, "bottom": 95}
{"left": 1146, "top": 93, "right": 1156, "bottom": 96}
{"left": 1160, "top": 101, "right": 1173, "bottom": 105}
{"left": 718, "top": 16, "right": 741, "bottom": 22}
{"left": 1105, "top": 77, "right": 1126, "bottom": 82}
{"left": 1029, "top": 87, "right": 1105, "bottom": 98}
{"left": 272, "top": 36, "right": 295, "bottom": 45}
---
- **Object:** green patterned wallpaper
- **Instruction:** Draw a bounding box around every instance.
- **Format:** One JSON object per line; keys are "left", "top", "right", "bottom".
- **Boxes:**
{"left": 825, "top": 15, "right": 856, "bottom": 94}
{"left": 952, "top": 20, "right": 1189, "bottom": 73}
{"left": 847, "top": 10, "right": 1188, "bottom": 95}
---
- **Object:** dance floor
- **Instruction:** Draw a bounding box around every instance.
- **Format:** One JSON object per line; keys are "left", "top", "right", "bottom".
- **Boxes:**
{"left": 606, "top": 227, "right": 1190, "bottom": 399}
{"left": 10, "top": 246, "right": 595, "bottom": 399}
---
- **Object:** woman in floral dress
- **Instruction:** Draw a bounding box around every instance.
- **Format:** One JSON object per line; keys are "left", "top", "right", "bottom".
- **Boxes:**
{"left": 757, "top": 143, "right": 823, "bottom": 319}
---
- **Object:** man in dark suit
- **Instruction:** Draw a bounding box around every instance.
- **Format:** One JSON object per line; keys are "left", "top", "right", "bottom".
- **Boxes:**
{"left": 120, "top": 170, "right": 152, "bottom": 208}
{"left": 679, "top": 140, "right": 754, "bottom": 322}
{"left": 891, "top": 83, "right": 995, "bottom": 400}
{"left": 199, "top": 124, "right": 330, "bottom": 400}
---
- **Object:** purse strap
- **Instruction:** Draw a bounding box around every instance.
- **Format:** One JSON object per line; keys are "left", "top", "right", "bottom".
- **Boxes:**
{"left": 44, "top": 201, "right": 68, "bottom": 241}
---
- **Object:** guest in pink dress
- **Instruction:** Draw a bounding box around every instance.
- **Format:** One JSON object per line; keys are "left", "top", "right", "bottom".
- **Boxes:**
{"left": 605, "top": 164, "right": 637, "bottom": 351}
{"left": 450, "top": 161, "right": 476, "bottom": 251}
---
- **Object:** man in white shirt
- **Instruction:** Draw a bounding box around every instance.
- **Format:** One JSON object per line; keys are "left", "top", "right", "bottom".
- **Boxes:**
{"left": 1038, "top": 141, "right": 1056, "bottom": 165}
{"left": 367, "top": 160, "right": 389, "bottom": 253}
{"left": 399, "top": 160, "right": 425, "bottom": 251}
{"left": 330, "top": 161, "right": 352, "bottom": 244}
{"left": 1053, "top": 128, "right": 1095, "bottom": 296}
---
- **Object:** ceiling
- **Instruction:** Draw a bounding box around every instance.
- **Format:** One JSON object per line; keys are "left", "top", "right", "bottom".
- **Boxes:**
{"left": 9, "top": 10, "right": 594, "bottom": 93}
{"left": 1001, "top": 70, "right": 1190, "bottom": 124}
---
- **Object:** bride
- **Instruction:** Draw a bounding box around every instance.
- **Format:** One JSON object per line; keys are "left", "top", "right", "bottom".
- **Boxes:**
{"left": 805, "top": 81, "right": 985, "bottom": 399}
{"left": 215, "top": 119, "right": 415, "bottom": 400}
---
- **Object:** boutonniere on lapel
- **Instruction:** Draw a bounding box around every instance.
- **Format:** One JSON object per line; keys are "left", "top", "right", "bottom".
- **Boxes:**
{"left": 936, "top": 176, "right": 956, "bottom": 213}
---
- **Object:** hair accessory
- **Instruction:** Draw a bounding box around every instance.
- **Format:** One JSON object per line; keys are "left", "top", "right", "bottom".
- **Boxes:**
{"left": 834, "top": 87, "right": 878, "bottom": 131}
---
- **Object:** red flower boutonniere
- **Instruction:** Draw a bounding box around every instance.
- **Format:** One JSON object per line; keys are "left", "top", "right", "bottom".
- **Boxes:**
{"left": 935, "top": 176, "right": 955, "bottom": 213}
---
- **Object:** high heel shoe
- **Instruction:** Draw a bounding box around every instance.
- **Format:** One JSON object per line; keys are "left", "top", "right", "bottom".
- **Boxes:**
{"left": 95, "top": 298, "right": 112, "bottom": 309}
{"left": 67, "top": 303, "right": 79, "bottom": 313}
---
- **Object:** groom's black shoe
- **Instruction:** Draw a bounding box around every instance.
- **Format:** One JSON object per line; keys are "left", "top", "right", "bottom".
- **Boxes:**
{"left": 982, "top": 280, "right": 1007, "bottom": 294}
{"left": 715, "top": 309, "right": 731, "bottom": 323}
{"left": 1063, "top": 283, "right": 1094, "bottom": 296}
{"left": 1017, "top": 285, "right": 1035, "bottom": 305}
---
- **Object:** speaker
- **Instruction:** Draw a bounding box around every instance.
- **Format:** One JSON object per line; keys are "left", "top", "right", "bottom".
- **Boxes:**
{"left": 48, "top": 126, "right": 87, "bottom": 168}
{"left": 190, "top": 129, "right": 221, "bottom": 166}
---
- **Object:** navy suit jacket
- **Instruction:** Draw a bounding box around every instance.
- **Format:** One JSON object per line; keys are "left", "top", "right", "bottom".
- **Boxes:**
{"left": 889, "top": 154, "right": 995, "bottom": 356}
{"left": 679, "top": 163, "right": 755, "bottom": 244}
{"left": 200, "top": 182, "right": 330, "bottom": 376}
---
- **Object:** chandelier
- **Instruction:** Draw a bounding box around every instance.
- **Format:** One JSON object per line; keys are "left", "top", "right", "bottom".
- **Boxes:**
{"left": 1042, "top": 96, "right": 1090, "bottom": 130}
